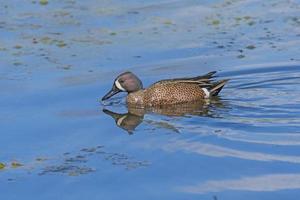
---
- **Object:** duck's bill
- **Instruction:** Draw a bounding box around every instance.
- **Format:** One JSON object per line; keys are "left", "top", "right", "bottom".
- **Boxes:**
{"left": 101, "top": 88, "right": 121, "bottom": 101}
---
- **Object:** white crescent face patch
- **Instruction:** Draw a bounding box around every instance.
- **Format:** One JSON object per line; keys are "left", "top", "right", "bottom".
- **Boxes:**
{"left": 115, "top": 79, "right": 126, "bottom": 91}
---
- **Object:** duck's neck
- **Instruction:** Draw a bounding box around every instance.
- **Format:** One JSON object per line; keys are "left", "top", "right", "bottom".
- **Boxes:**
{"left": 126, "top": 90, "right": 144, "bottom": 106}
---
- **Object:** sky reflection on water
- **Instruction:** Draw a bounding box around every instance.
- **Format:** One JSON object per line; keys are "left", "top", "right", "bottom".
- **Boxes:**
{"left": 1, "top": 0, "right": 300, "bottom": 200}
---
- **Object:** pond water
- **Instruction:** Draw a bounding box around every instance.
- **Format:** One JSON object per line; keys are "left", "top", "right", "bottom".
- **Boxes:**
{"left": 1, "top": 0, "right": 300, "bottom": 199}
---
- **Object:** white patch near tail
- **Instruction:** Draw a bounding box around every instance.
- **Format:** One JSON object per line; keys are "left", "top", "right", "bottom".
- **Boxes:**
{"left": 115, "top": 79, "right": 126, "bottom": 91}
{"left": 117, "top": 115, "right": 127, "bottom": 126}
{"left": 202, "top": 88, "right": 210, "bottom": 98}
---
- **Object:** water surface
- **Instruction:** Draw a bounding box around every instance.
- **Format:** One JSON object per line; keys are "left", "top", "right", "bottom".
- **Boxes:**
{"left": 1, "top": 0, "right": 300, "bottom": 199}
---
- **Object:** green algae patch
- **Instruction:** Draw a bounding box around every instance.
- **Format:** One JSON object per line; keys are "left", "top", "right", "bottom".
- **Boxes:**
{"left": 235, "top": 17, "right": 242, "bottom": 21}
{"left": 56, "top": 41, "right": 67, "bottom": 47}
{"left": 40, "top": 36, "right": 52, "bottom": 44}
{"left": 14, "top": 45, "right": 22, "bottom": 49}
{"left": 163, "top": 20, "right": 174, "bottom": 25}
{"left": 39, "top": 37, "right": 67, "bottom": 47}
{"left": 0, "top": 163, "right": 5, "bottom": 170}
{"left": 211, "top": 20, "right": 220, "bottom": 26}
{"left": 39, "top": 0, "right": 48, "bottom": 5}
{"left": 11, "top": 161, "right": 23, "bottom": 168}
{"left": 68, "top": 172, "right": 79, "bottom": 176}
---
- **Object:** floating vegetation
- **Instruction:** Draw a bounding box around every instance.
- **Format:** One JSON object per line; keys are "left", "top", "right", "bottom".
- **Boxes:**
{"left": 40, "top": 165, "right": 94, "bottom": 176}
{"left": 11, "top": 161, "right": 23, "bottom": 168}
{"left": 36, "top": 157, "right": 47, "bottom": 162}
{"left": 246, "top": 45, "right": 256, "bottom": 50}
{"left": 248, "top": 21, "right": 256, "bottom": 26}
{"left": 39, "top": 0, "right": 48, "bottom": 5}
{"left": 1, "top": 145, "right": 149, "bottom": 180}
{"left": 39, "top": 36, "right": 67, "bottom": 47}
{"left": 211, "top": 19, "right": 220, "bottom": 26}
{"left": 65, "top": 155, "right": 88, "bottom": 163}
{"left": 289, "top": 16, "right": 300, "bottom": 26}
{"left": 81, "top": 147, "right": 98, "bottom": 153}
{"left": 14, "top": 45, "right": 22, "bottom": 49}
{"left": 13, "top": 62, "right": 22, "bottom": 66}
{"left": 96, "top": 8, "right": 116, "bottom": 15}
{"left": 163, "top": 20, "right": 174, "bottom": 25}
{"left": 0, "top": 162, "right": 5, "bottom": 170}
{"left": 244, "top": 16, "right": 252, "bottom": 20}
{"left": 56, "top": 41, "right": 67, "bottom": 48}
{"left": 39, "top": 36, "right": 52, "bottom": 44}
{"left": 59, "top": 64, "right": 71, "bottom": 70}
{"left": 152, "top": 17, "right": 175, "bottom": 26}
{"left": 235, "top": 17, "right": 242, "bottom": 21}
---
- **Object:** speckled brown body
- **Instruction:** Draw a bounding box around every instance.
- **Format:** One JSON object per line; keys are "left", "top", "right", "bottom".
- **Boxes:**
{"left": 127, "top": 82, "right": 205, "bottom": 106}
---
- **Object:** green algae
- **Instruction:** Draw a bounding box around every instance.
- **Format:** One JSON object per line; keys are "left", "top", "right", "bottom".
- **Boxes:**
{"left": 11, "top": 161, "right": 23, "bottom": 168}
{"left": 39, "top": 0, "right": 48, "bottom": 5}
{"left": 0, "top": 163, "right": 5, "bottom": 170}
{"left": 56, "top": 41, "right": 67, "bottom": 47}
{"left": 211, "top": 20, "right": 220, "bottom": 25}
{"left": 14, "top": 45, "right": 22, "bottom": 49}
{"left": 39, "top": 37, "right": 67, "bottom": 47}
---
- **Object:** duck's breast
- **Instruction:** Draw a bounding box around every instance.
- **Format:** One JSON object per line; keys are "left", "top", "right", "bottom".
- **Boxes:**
{"left": 127, "top": 90, "right": 145, "bottom": 106}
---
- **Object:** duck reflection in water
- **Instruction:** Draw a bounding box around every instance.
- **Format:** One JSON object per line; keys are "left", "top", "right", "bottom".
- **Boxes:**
{"left": 103, "top": 97, "right": 225, "bottom": 134}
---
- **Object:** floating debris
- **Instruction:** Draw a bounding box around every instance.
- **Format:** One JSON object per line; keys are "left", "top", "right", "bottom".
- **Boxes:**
{"left": 81, "top": 147, "right": 97, "bottom": 153}
{"left": 11, "top": 161, "right": 23, "bottom": 168}
{"left": 36, "top": 157, "right": 48, "bottom": 162}
{"left": 39, "top": 36, "right": 67, "bottom": 47}
{"left": 14, "top": 45, "right": 22, "bottom": 49}
{"left": 39, "top": 0, "right": 48, "bottom": 5}
{"left": 13, "top": 62, "right": 22, "bottom": 66}
{"left": 56, "top": 41, "right": 67, "bottom": 48}
{"left": 163, "top": 20, "right": 174, "bottom": 25}
{"left": 211, "top": 20, "right": 220, "bottom": 26}
{"left": 40, "top": 165, "right": 94, "bottom": 176}
{"left": 0, "top": 162, "right": 5, "bottom": 170}
{"left": 246, "top": 45, "right": 256, "bottom": 50}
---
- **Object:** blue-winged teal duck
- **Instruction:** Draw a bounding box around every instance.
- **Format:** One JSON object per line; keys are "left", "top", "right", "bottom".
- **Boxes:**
{"left": 102, "top": 71, "right": 228, "bottom": 107}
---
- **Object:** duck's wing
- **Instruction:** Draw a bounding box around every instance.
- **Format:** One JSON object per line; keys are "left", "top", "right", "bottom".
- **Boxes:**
{"left": 151, "top": 71, "right": 217, "bottom": 87}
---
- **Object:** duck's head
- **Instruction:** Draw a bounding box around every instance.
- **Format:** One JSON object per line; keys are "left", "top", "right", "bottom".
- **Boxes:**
{"left": 102, "top": 71, "right": 143, "bottom": 101}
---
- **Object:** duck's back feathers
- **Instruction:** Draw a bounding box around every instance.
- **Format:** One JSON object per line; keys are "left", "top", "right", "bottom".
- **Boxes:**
{"left": 152, "top": 71, "right": 217, "bottom": 87}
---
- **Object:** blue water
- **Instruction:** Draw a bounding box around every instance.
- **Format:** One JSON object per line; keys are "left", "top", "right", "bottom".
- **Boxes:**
{"left": 1, "top": 0, "right": 300, "bottom": 199}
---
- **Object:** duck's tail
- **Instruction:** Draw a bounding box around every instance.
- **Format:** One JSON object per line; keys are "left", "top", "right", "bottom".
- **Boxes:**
{"left": 209, "top": 79, "right": 229, "bottom": 96}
